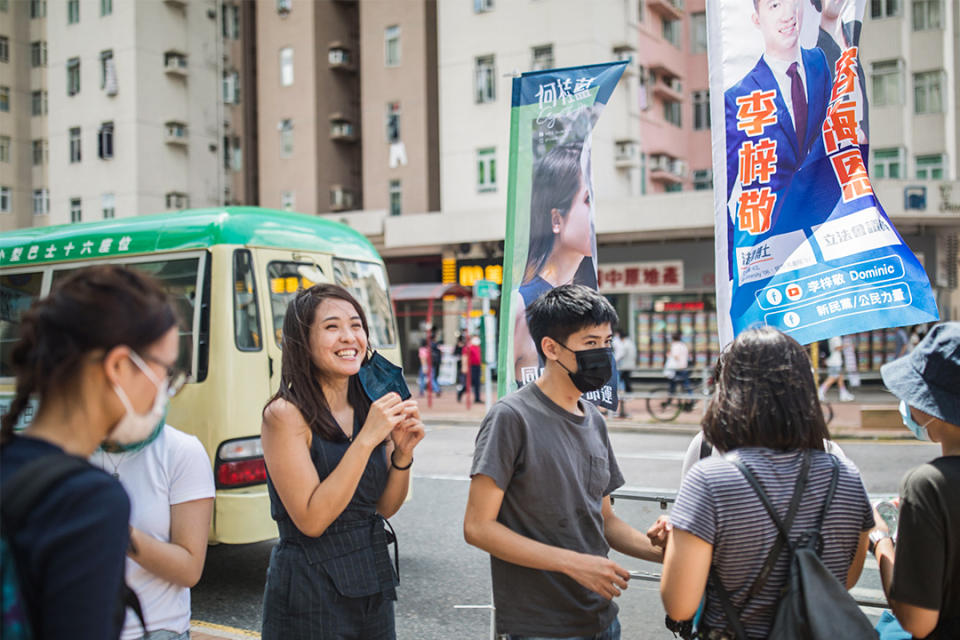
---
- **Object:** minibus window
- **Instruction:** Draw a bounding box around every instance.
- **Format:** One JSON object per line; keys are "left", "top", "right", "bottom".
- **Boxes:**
{"left": 0, "top": 271, "right": 44, "bottom": 378}
{"left": 51, "top": 257, "right": 202, "bottom": 378}
{"left": 233, "top": 250, "right": 262, "bottom": 351}
{"left": 266, "top": 262, "right": 319, "bottom": 347}
{"left": 332, "top": 259, "right": 396, "bottom": 348}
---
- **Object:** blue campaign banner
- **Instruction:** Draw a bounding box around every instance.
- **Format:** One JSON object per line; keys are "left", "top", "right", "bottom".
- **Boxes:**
{"left": 498, "top": 60, "right": 627, "bottom": 409}
{"left": 708, "top": 0, "right": 939, "bottom": 346}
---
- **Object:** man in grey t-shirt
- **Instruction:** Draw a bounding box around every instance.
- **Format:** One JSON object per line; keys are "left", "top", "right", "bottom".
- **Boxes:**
{"left": 464, "top": 285, "right": 664, "bottom": 639}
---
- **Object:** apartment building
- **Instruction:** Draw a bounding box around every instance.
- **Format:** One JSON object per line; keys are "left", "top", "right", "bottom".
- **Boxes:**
{"left": 256, "top": 0, "right": 361, "bottom": 215}
{"left": 222, "top": 0, "right": 259, "bottom": 206}
{"left": 0, "top": 0, "right": 50, "bottom": 231}
{"left": 44, "top": 0, "right": 223, "bottom": 225}
{"left": 358, "top": 0, "right": 440, "bottom": 219}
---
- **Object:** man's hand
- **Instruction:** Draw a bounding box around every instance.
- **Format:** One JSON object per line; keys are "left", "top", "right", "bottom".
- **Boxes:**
{"left": 647, "top": 515, "right": 671, "bottom": 551}
{"left": 563, "top": 553, "right": 631, "bottom": 600}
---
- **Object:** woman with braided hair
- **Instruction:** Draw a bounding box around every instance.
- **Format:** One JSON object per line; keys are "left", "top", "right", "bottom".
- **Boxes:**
{"left": 1, "top": 265, "right": 181, "bottom": 639}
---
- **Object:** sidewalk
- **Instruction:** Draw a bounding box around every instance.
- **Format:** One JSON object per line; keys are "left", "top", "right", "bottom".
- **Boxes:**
{"left": 191, "top": 621, "right": 259, "bottom": 639}
{"left": 412, "top": 384, "right": 913, "bottom": 440}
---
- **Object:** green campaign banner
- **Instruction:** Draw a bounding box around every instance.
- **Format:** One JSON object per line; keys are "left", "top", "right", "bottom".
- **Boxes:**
{"left": 497, "top": 61, "right": 627, "bottom": 410}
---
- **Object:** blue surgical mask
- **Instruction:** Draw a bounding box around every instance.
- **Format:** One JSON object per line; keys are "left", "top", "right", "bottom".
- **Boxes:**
{"left": 899, "top": 400, "right": 931, "bottom": 442}
{"left": 358, "top": 350, "right": 412, "bottom": 402}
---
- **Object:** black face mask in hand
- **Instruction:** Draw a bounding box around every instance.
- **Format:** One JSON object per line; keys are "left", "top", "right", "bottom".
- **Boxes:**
{"left": 555, "top": 343, "right": 615, "bottom": 393}
{"left": 357, "top": 350, "right": 412, "bottom": 402}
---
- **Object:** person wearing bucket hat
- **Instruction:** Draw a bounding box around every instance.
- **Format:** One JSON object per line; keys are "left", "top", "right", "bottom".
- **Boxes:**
{"left": 870, "top": 322, "right": 960, "bottom": 640}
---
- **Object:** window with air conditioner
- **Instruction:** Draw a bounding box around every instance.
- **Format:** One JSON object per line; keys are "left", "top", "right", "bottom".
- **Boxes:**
{"left": 475, "top": 55, "right": 496, "bottom": 103}
{"left": 69, "top": 127, "right": 82, "bottom": 163}
{"left": 98, "top": 122, "right": 114, "bottom": 159}
{"left": 32, "top": 139, "right": 47, "bottom": 165}
{"left": 280, "top": 47, "right": 294, "bottom": 86}
{"left": 101, "top": 193, "right": 115, "bottom": 218}
{"left": 165, "top": 192, "right": 189, "bottom": 209}
{"left": 164, "top": 51, "right": 187, "bottom": 72}
{"left": 279, "top": 119, "right": 293, "bottom": 157}
{"left": 871, "top": 60, "right": 903, "bottom": 106}
{"left": 531, "top": 45, "right": 553, "bottom": 71}
{"left": 30, "top": 41, "right": 47, "bottom": 68}
{"left": 33, "top": 189, "right": 49, "bottom": 215}
{"left": 70, "top": 198, "right": 82, "bottom": 222}
{"left": 0, "top": 187, "right": 11, "bottom": 213}
{"left": 385, "top": 26, "right": 400, "bottom": 66}
{"left": 276, "top": 0, "right": 291, "bottom": 15}
{"left": 67, "top": 58, "right": 81, "bottom": 96}
{"left": 386, "top": 102, "right": 400, "bottom": 143}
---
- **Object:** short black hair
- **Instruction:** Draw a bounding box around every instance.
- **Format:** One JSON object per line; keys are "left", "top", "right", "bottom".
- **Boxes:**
{"left": 526, "top": 284, "right": 618, "bottom": 360}
{"left": 702, "top": 327, "right": 829, "bottom": 453}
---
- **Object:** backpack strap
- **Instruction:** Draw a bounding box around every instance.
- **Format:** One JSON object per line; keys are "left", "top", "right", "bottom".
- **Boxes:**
{"left": 1, "top": 454, "right": 93, "bottom": 532}
{"left": 733, "top": 450, "right": 812, "bottom": 599}
{"left": 706, "top": 450, "right": 812, "bottom": 638}
{"left": 809, "top": 454, "right": 841, "bottom": 553}
{"left": 698, "top": 437, "right": 713, "bottom": 460}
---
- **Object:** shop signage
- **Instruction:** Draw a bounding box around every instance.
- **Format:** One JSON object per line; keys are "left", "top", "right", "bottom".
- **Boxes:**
{"left": 458, "top": 262, "right": 503, "bottom": 287}
{"left": 597, "top": 260, "right": 684, "bottom": 293}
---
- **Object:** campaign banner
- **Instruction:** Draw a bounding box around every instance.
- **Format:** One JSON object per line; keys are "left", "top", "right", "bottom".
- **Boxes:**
{"left": 497, "top": 61, "right": 627, "bottom": 409}
{"left": 709, "top": 0, "right": 938, "bottom": 347}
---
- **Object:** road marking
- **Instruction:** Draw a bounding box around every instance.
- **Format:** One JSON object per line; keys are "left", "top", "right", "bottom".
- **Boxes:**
{"left": 617, "top": 451, "right": 685, "bottom": 461}
{"left": 413, "top": 473, "right": 470, "bottom": 481}
{"left": 851, "top": 586, "right": 887, "bottom": 600}
{"left": 191, "top": 620, "right": 260, "bottom": 639}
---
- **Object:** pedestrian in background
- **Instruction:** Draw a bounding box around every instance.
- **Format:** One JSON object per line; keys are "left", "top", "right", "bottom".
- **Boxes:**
{"left": 819, "top": 335, "right": 855, "bottom": 402}
{"left": 465, "top": 336, "right": 483, "bottom": 403}
{"left": 666, "top": 333, "right": 693, "bottom": 399}
{"left": 870, "top": 322, "right": 960, "bottom": 639}
{"left": 260, "top": 284, "right": 424, "bottom": 640}
{"left": 91, "top": 417, "right": 214, "bottom": 640}
{"left": 416, "top": 339, "right": 439, "bottom": 397}
{"left": 660, "top": 327, "right": 872, "bottom": 638}
{"left": 613, "top": 329, "right": 635, "bottom": 418}
{"left": 454, "top": 333, "right": 466, "bottom": 401}
{"left": 1, "top": 265, "right": 179, "bottom": 639}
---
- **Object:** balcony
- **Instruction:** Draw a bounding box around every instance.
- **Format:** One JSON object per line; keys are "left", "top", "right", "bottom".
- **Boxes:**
{"left": 649, "top": 154, "right": 685, "bottom": 184}
{"left": 330, "top": 186, "right": 355, "bottom": 211}
{"left": 652, "top": 79, "right": 682, "bottom": 104}
{"left": 615, "top": 139, "right": 640, "bottom": 169}
{"left": 164, "top": 121, "right": 189, "bottom": 146}
{"left": 164, "top": 51, "right": 188, "bottom": 77}
{"left": 647, "top": 0, "right": 683, "bottom": 21}
{"left": 329, "top": 114, "right": 357, "bottom": 142}
{"left": 328, "top": 44, "right": 355, "bottom": 72}
{"left": 648, "top": 59, "right": 684, "bottom": 82}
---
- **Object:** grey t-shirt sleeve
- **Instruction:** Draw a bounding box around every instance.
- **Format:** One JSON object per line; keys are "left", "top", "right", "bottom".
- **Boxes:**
{"left": 603, "top": 424, "right": 625, "bottom": 497}
{"left": 470, "top": 401, "right": 524, "bottom": 492}
{"left": 669, "top": 461, "right": 718, "bottom": 544}
{"left": 889, "top": 464, "right": 946, "bottom": 609}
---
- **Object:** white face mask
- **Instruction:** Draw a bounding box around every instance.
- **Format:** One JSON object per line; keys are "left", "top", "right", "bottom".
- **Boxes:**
{"left": 108, "top": 351, "right": 170, "bottom": 446}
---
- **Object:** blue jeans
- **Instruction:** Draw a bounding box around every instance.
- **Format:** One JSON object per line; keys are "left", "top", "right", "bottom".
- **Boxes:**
{"left": 417, "top": 367, "right": 439, "bottom": 395}
{"left": 507, "top": 616, "right": 620, "bottom": 640}
{"left": 668, "top": 369, "right": 693, "bottom": 395}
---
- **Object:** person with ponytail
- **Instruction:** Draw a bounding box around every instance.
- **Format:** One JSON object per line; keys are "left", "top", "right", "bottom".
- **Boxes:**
{"left": 259, "top": 284, "right": 424, "bottom": 640}
{"left": 90, "top": 401, "right": 214, "bottom": 638}
{"left": 1, "top": 265, "right": 182, "bottom": 639}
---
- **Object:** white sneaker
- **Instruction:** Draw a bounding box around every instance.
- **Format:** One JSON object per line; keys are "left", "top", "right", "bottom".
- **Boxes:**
{"left": 839, "top": 389, "right": 855, "bottom": 402}
{"left": 818, "top": 385, "right": 826, "bottom": 402}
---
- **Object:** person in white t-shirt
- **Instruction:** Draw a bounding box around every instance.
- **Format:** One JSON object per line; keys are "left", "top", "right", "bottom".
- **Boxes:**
{"left": 93, "top": 423, "right": 215, "bottom": 640}
{"left": 666, "top": 333, "right": 694, "bottom": 401}
{"left": 819, "top": 335, "right": 855, "bottom": 402}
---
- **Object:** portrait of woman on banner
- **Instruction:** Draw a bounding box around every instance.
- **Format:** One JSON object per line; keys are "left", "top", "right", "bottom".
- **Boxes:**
{"left": 512, "top": 138, "right": 599, "bottom": 385}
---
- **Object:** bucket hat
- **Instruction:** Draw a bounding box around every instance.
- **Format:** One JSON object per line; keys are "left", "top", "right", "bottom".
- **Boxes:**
{"left": 880, "top": 322, "right": 960, "bottom": 427}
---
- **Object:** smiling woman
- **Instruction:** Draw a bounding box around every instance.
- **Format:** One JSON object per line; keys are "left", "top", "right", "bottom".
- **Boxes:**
{"left": 259, "top": 284, "right": 424, "bottom": 640}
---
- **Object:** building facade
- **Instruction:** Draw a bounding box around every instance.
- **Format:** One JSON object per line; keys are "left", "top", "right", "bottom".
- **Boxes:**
{"left": 256, "top": 0, "right": 361, "bottom": 215}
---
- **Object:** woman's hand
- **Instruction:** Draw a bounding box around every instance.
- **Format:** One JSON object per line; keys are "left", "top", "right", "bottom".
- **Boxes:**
{"left": 391, "top": 402, "right": 425, "bottom": 465}
{"left": 356, "top": 393, "right": 410, "bottom": 450}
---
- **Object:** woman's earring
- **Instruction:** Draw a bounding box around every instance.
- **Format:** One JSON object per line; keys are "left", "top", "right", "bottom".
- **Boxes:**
{"left": 552, "top": 224, "right": 560, "bottom": 233}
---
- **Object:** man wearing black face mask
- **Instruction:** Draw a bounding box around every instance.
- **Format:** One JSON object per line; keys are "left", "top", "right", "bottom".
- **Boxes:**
{"left": 464, "top": 285, "right": 664, "bottom": 640}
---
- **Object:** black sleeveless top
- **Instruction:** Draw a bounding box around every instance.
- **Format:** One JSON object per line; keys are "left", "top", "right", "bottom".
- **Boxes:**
{"left": 265, "top": 411, "right": 398, "bottom": 599}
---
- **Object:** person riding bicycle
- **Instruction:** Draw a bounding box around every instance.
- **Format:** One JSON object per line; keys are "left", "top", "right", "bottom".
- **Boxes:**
{"left": 664, "top": 333, "right": 694, "bottom": 409}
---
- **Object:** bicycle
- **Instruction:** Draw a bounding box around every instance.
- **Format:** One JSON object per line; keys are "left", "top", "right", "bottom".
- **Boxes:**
{"left": 645, "top": 377, "right": 835, "bottom": 425}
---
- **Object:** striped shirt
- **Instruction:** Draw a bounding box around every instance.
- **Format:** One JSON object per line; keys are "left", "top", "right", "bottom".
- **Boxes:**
{"left": 670, "top": 448, "right": 873, "bottom": 639}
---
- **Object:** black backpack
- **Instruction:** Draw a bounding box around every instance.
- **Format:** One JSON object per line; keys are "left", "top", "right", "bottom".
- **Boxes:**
{"left": 709, "top": 451, "right": 877, "bottom": 640}
{"left": 1, "top": 453, "right": 144, "bottom": 639}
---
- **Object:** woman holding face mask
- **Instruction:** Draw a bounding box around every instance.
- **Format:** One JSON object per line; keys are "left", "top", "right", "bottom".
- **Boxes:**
{"left": 1, "top": 265, "right": 181, "bottom": 639}
{"left": 260, "top": 284, "right": 425, "bottom": 640}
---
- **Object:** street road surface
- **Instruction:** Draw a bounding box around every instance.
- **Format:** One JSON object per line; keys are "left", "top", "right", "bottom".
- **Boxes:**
{"left": 192, "top": 427, "right": 938, "bottom": 639}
